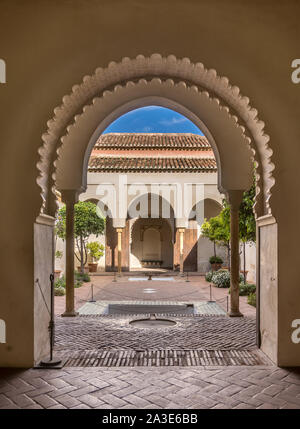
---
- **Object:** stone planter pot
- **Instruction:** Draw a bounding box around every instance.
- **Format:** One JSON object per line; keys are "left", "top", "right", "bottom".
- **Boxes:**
{"left": 88, "top": 262, "right": 98, "bottom": 273}
{"left": 77, "top": 266, "right": 89, "bottom": 274}
{"left": 54, "top": 270, "right": 61, "bottom": 280}
{"left": 210, "top": 263, "right": 222, "bottom": 271}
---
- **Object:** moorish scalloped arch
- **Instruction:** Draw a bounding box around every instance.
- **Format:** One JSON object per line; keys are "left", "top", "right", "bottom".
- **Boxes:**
{"left": 56, "top": 78, "right": 254, "bottom": 195}
{"left": 37, "top": 54, "right": 274, "bottom": 218}
{"left": 127, "top": 190, "right": 176, "bottom": 221}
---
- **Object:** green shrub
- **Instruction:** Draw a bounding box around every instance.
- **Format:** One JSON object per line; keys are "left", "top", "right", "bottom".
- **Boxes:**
{"left": 74, "top": 272, "right": 84, "bottom": 288}
{"left": 75, "top": 271, "right": 90, "bottom": 283}
{"left": 55, "top": 276, "right": 66, "bottom": 289}
{"left": 239, "top": 283, "right": 256, "bottom": 296}
{"left": 212, "top": 269, "right": 244, "bottom": 288}
{"left": 209, "top": 256, "right": 223, "bottom": 264}
{"left": 54, "top": 286, "right": 65, "bottom": 296}
{"left": 54, "top": 276, "right": 66, "bottom": 296}
{"left": 54, "top": 274, "right": 84, "bottom": 290}
{"left": 212, "top": 269, "right": 231, "bottom": 288}
{"left": 74, "top": 279, "right": 83, "bottom": 288}
{"left": 86, "top": 241, "right": 104, "bottom": 261}
{"left": 55, "top": 250, "right": 63, "bottom": 259}
{"left": 205, "top": 271, "right": 214, "bottom": 282}
{"left": 247, "top": 292, "right": 256, "bottom": 307}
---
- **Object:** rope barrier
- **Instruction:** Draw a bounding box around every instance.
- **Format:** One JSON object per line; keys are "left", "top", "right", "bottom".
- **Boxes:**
{"left": 74, "top": 275, "right": 231, "bottom": 312}
{"left": 35, "top": 278, "right": 51, "bottom": 316}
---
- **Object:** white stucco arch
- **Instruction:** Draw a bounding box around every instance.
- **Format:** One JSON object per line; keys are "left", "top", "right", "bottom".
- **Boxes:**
{"left": 32, "top": 55, "right": 283, "bottom": 366}
{"left": 188, "top": 197, "right": 223, "bottom": 224}
{"left": 126, "top": 188, "right": 176, "bottom": 220}
{"left": 81, "top": 196, "right": 114, "bottom": 220}
{"left": 37, "top": 54, "right": 274, "bottom": 218}
{"left": 55, "top": 79, "right": 253, "bottom": 197}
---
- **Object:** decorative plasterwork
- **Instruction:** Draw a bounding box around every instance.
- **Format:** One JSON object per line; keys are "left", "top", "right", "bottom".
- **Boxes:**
{"left": 55, "top": 78, "right": 254, "bottom": 196}
{"left": 140, "top": 225, "right": 162, "bottom": 242}
{"left": 37, "top": 54, "right": 274, "bottom": 217}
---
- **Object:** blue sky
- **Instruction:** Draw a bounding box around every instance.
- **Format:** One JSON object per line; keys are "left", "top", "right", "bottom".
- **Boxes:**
{"left": 103, "top": 106, "right": 204, "bottom": 134}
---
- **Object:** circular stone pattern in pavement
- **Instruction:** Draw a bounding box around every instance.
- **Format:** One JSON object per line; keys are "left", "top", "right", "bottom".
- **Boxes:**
{"left": 54, "top": 314, "right": 256, "bottom": 353}
{"left": 129, "top": 318, "right": 177, "bottom": 328}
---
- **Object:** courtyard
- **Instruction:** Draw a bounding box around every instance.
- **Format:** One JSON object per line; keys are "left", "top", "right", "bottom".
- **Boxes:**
{"left": 3, "top": 274, "right": 295, "bottom": 410}
{"left": 53, "top": 275, "right": 257, "bottom": 365}
{"left": 1, "top": 0, "right": 300, "bottom": 417}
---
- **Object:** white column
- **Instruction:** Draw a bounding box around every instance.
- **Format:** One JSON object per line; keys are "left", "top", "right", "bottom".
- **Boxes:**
{"left": 178, "top": 228, "right": 185, "bottom": 275}
{"left": 116, "top": 228, "right": 123, "bottom": 275}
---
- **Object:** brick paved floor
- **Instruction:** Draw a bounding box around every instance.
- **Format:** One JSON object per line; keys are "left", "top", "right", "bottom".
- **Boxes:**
{"left": 54, "top": 314, "right": 256, "bottom": 353}
{"left": 55, "top": 275, "right": 256, "bottom": 317}
{"left": 1, "top": 366, "right": 300, "bottom": 409}
{"left": 78, "top": 300, "right": 227, "bottom": 315}
{"left": 2, "top": 274, "right": 285, "bottom": 409}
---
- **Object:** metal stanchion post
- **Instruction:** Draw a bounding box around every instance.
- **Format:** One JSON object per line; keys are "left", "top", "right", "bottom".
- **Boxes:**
{"left": 36, "top": 274, "right": 64, "bottom": 369}
{"left": 208, "top": 284, "right": 215, "bottom": 303}
{"left": 89, "top": 283, "right": 96, "bottom": 303}
{"left": 185, "top": 272, "right": 190, "bottom": 282}
{"left": 113, "top": 271, "right": 117, "bottom": 282}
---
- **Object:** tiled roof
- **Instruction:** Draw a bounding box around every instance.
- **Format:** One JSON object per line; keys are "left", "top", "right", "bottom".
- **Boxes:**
{"left": 88, "top": 156, "right": 217, "bottom": 173}
{"left": 94, "top": 133, "right": 211, "bottom": 150}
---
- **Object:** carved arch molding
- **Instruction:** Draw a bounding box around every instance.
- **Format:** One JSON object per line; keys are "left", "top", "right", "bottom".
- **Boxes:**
{"left": 37, "top": 54, "right": 274, "bottom": 218}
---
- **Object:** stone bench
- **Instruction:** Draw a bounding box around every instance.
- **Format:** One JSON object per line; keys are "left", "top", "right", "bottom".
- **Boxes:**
{"left": 141, "top": 260, "right": 163, "bottom": 268}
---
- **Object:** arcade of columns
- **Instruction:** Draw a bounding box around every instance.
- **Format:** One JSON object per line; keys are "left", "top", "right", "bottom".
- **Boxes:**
{"left": 60, "top": 189, "right": 243, "bottom": 318}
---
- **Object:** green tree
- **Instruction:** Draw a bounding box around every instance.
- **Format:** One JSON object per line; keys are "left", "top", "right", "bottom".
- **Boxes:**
{"left": 239, "top": 182, "right": 256, "bottom": 244}
{"left": 201, "top": 218, "right": 217, "bottom": 257}
{"left": 56, "top": 201, "right": 105, "bottom": 274}
{"left": 201, "top": 213, "right": 230, "bottom": 258}
{"left": 86, "top": 241, "right": 105, "bottom": 262}
{"left": 215, "top": 207, "right": 231, "bottom": 267}
{"left": 201, "top": 180, "right": 256, "bottom": 276}
{"left": 239, "top": 181, "right": 256, "bottom": 283}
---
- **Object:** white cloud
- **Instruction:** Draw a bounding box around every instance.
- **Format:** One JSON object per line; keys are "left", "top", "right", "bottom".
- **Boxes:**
{"left": 141, "top": 106, "right": 161, "bottom": 111}
{"left": 159, "top": 116, "right": 188, "bottom": 126}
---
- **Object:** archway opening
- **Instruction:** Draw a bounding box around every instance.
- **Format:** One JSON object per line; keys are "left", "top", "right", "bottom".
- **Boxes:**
{"left": 32, "top": 56, "right": 277, "bottom": 368}
{"left": 127, "top": 193, "right": 175, "bottom": 271}
{"left": 53, "top": 101, "right": 255, "bottom": 338}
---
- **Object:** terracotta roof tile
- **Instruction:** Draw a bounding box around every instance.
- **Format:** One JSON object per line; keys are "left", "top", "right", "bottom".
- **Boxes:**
{"left": 88, "top": 156, "right": 217, "bottom": 173}
{"left": 94, "top": 133, "right": 211, "bottom": 150}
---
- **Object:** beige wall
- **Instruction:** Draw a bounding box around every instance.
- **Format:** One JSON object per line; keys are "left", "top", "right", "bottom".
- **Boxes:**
{"left": 1, "top": 0, "right": 300, "bottom": 366}
{"left": 55, "top": 233, "right": 106, "bottom": 274}
{"left": 130, "top": 218, "right": 173, "bottom": 269}
{"left": 244, "top": 243, "right": 256, "bottom": 284}
{"left": 259, "top": 221, "right": 278, "bottom": 364}
{"left": 34, "top": 221, "right": 53, "bottom": 364}
{"left": 82, "top": 171, "right": 222, "bottom": 272}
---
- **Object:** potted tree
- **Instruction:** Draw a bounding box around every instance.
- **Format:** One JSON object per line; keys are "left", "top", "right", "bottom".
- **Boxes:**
{"left": 201, "top": 216, "right": 228, "bottom": 270}
{"left": 209, "top": 255, "right": 223, "bottom": 271}
{"left": 87, "top": 242, "right": 104, "bottom": 272}
{"left": 56, "top": 201, "right": 105, "bottom": 275}
{"left": 54, "top": 250, "right": 63, "bottom": 280}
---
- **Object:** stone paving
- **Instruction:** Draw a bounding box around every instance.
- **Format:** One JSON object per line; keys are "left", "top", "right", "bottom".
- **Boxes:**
{"left": 3, "top": 274, "right": 290, "bottom": 409}
{"left": 55, "top": 274, "right": 256, "bottom": 317}
{"left": 78, "top": 300, "right": 226, "bottom": 315}
{"left": 1, "top": 366, "right": 300, "bottom": 409}
{"left": 54, "top": 314, "right": 256, "bottom": 353}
